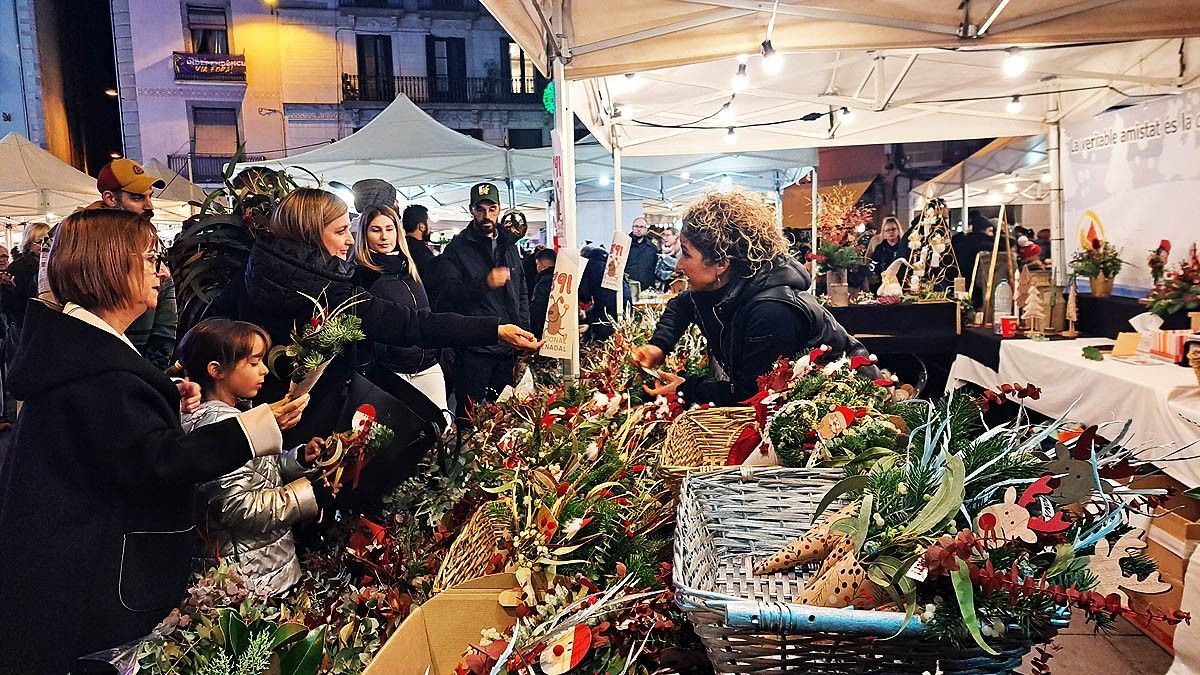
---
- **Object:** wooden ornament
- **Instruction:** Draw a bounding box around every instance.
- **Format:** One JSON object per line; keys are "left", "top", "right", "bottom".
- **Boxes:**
{"left": 1089, "top": 528, "right": 1172, "bottom": 603}
{"left": 797, "top": 541, "right": 873, "bottom": 609}
{"left": 539, "top": 623, "right": 592, "bottom": 675}
{"left": 754, "top": 503, "right": 859, "bottom": 574}
{"left": 973, "top": 487, "right": 1037, "bottom": 548}
{"left": 816, "top": 410, "right": 849, "bottom": 440}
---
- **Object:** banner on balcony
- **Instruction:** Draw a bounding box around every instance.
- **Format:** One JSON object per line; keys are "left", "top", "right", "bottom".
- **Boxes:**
{"left": 173, "top": 52, "right": 246, "bottom": 81}
{"left": 539, "top": 248, "right": 580, "bottom": 361}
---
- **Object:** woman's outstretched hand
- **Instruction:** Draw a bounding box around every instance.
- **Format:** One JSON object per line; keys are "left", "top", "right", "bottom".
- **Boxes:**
{"left": 270, "top": 394, "right": 310, "bottom": 431}
{"left": 499, "top": 324, "right": 544, "bottom": 351}
{"left": 631, "top": 344, "right": 666, "bottom": 369}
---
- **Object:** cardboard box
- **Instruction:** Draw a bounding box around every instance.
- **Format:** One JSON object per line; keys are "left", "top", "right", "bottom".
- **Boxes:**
{"left": 364, "top": 574, "right": 519, "bottom": 675}
{"left": 1149, "top": 330, "right": 1200, "bottom": 363}
{"left": 1146, "top": 535, "right": 1195, "bottom": 582}
{"left": 1126, "top": 570, "right": 1184, "bottom": 654}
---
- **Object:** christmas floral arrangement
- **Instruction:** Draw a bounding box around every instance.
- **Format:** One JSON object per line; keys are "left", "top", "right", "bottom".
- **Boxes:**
{"left": 752, "top": 385, "right": 1189, "bottom": 655}
{"left": 808, "top": 241, "right": 869, "bottom": 274}
{"left": 1070, "top": 241, "right": 1124, "bottom": 280}
{"left": 311, "top": 408, "right": 396, "bottom": 498}
{"left": 578, "top": 305, "right": 708, "bottom": 401}
{"left": 1148, "top": 243, "right": 1200, "bottom": 317}
{"left": 273, "top": 290, "right": 368, "bottom": 397}
{"left": 453, "top": 572, "right": 677, "bottom": 675}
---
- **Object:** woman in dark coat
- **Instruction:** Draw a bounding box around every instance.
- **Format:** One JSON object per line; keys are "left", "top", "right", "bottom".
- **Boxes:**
{"left": 230, "top": 188, "right": 540, "bottom": 445}
{"left": 634, "top": 191, "right": 878, "bottom": 406}
{"left": 0, "top": 210, "right": 305, "bottom": 674}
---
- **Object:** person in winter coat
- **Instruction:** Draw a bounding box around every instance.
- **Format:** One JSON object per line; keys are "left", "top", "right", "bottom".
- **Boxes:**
{"left": 175, "top": 318, "right": 324, "bottom": 596}
{"left": 1, "top": 221, "right": 51, "bottom": 333}
{"left": 227, "top": 188, "right": 540, "bottom": 446}
{"left": 625, "top": 217, "right": 659, "bottom": 291}
{"left": 633, "top": 191, "right": 878, "bottom": 407}
{"left": 578, "top": 246, "right": 632, "bottom": 342}
{"left": 401, "top": 204, "right": 437, "bottom": 281}
{"left": 352, "top": 204, "right": 491, "bottom": 415}
{"left": 427, "top": 183, "right": 536, "bottom": 421}
{"left": 0, "top": 210, "right": 306, "bottom": 674}
{"left": 529, "top": 247, "right": 556, "bottom": 339}
{"left": 869, "top": 216, "right": 909, "bottom": 290}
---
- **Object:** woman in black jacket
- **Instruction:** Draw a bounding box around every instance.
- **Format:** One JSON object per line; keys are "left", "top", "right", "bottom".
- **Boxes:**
{"left": 352, "top": 204, "right": 466, "bottom": 416}
{"left": 633, "top": 191, "right": 877, "bottom": 406}
{"left": 0, "top": 211, "right": 306, "bottom": 674}
{"left": 231, "top": 189, "right": 539, "bottom": 444}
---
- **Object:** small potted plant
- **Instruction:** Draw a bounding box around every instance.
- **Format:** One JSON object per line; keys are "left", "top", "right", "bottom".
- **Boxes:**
{"left": 1069, "top": 240, "right": 1123, "bottom": 297}
{"left": 1148, "top": 243, "right": 1200, "bottom": 318}
{"left": 808, "top": 242, "right": 866, "bottom": 307}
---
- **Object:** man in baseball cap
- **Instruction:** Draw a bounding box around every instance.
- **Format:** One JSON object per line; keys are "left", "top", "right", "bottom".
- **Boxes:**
{"left": 94, "top": 158, "right": 166, "bottom": 219}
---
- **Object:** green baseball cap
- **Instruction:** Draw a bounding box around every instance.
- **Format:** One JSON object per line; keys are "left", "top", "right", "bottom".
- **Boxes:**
{"left": 470, "top": 182, "right": 501, "bottom": 209}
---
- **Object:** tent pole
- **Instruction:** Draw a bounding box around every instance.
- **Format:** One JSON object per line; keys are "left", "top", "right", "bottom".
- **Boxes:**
{"left": 960, "top": 166, "right": 968, "bottom": 234}
{"left": 1048, "top": 122, "right": 1066, "bottom": 287}
{"left": 810, "top": 168, "right": 818, "bottom": 253}
{"left": 551, "top": 8, "right": 579, "bottom": 378}
{"left": 613, "top": 134, "right": 624, "bottom": 319}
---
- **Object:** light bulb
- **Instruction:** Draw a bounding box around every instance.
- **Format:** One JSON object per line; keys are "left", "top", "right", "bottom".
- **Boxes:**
{"left": 1040, "top": 172, "right": 1052, "bottom": 184}
{"left": 599, "top": 175, "right": 610, "bottom": 186}
{"left": 719, "top": 176, "right": 734, "bottom": 190}
{"left": 1006, "top": 96, "right": 1023, "bottom": 114}
{"left": 736, "top": 53, "right": 749, "bottom": 64}
{"left": 679, "top": 172, "right": 690, "bottom": 179}
{"left": 840, "top": 107, "right": 855, "bottom": 124}
{"left": 718, "top": 102, "right": 735, "bottom": 124}
{"left": 104, "top": 88, "right": 118, "bottom": 97}
{"left": 724, "top": 127, "right": 738, "bottom": 144}
{"left": 986, "top": 191, "right": 1001, "bottom": 204}
{"left": 1005, "top": 181, "right": 1018, "bottom": 194}
{"left": 732, "top": 63, "right": 749, "bottom": 91}
{"left": 760, "top": 39, "right": 783, "bottom": 74}
{"left": 1003, "top": 48, "right": 1028, "bottom": 78}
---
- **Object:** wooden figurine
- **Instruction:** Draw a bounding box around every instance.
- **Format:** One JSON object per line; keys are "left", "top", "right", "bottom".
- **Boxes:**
{"left": 1063, "top": 282, "right": 1079, "bottom": 338}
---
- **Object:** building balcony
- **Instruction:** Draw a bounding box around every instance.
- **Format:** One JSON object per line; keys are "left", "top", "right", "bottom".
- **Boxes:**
{"left": 342, "top": 74, "right": 541, "bottom": 105}
{"left": 172, "top": 52, "right": 246, "bottom": 83}
{"left": 168, "top": 153, "right": 265, "bottom": 185}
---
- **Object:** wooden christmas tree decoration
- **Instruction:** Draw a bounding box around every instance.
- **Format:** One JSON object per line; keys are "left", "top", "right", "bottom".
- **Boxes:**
{"left": 1063, "top": 282, "right": 1079, "bottom": 338}
{"left": 1024, "top": 283, "right": 1046, "bottom": 335}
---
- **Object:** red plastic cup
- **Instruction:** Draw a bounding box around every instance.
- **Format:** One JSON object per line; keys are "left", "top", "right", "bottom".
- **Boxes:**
{"left": 1000, "top": 316, "right": 1018, "bottom": 338}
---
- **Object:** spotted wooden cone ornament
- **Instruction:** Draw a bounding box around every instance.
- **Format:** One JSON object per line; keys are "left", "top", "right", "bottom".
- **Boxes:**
{"left": 798, "top": 541, "right": 875, "bottom": 609}
{"left": 753, "top": 503, "right": 860, "bottom": 574}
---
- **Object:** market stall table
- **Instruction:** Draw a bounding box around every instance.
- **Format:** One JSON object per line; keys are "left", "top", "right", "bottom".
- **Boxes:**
{"left": 949, "top": 336, "right": 1200, "bottom": 487}
{"left": 827, "top": 300, "right": 960, "bottom": 355}
{"left": 1075, "top": 293, "right": 1189, "bottom": 339}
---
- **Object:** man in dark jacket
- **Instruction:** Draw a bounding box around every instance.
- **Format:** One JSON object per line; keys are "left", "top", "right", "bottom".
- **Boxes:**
{"left": 530, "top": 248, "right": 556, "bottom": 338}
{"left": 625, "top": 217, "right": 658, "bottom": 291}
{"left": 429, "top": 183, "right": 531, "bottom": 420}
{"left": 402, "top": 204, "right": 436, "bottom": 281}
{"left": 578, "top": 246, "right": 632, "bottom": 342}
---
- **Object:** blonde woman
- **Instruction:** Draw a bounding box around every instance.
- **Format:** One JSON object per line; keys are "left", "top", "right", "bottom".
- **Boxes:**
{"left": 633, "top": 190, "right": 877, "bottom": 406}
{"left": 351, "top": 204, "right": 454, "bottom": 413}
{"left": 2, "top": 221, "right": 52, "bottom": 330}
{"left": 229, "top": 188, "right": 538, "bottom": 442}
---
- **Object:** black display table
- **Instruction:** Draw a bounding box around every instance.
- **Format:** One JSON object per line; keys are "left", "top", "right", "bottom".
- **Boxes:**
{"left": 1075, "top": 294, "right": 1188, "bottom": 339}
{"left": 828, "top": 301, "right": 960, "bottom": 355}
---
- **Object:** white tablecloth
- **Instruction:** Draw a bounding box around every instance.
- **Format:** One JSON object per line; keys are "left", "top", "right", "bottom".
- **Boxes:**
{"left": 949, "top": 338, "right": 1200, "bottom": 488}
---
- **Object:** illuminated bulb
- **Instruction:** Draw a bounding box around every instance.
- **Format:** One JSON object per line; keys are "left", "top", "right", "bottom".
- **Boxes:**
{"left": 719, "top": 175, "right": 734, "bottom": 190}
{"left": 104, "top": 88, "right": 118, "bottom": 98}
{"left": 44, "top": 212, "right": 57, "bottom": 221}
{"left": 1006, "top": 96, "right": 1023, "bottom": 114}
{"left": 110, "top": 152, "right": 122, "bottom": 159}
{"left": 855, "top": 223, "right": 867, "bottom": 233}
{"left": 679, "top": 172, "right": 690, "bottom": 179}
{"left": 724, "top": 127, "right": 738, "bottom": 144}
{"left": 1005, "top": 181, "right": 1018, "bottom": 194}
{"left": 840, "top": 107, "right": 855, "bottom": 124}
{"left": 736, "top": 53, "right": 749, "bottom": 64}
{"left": 1003, "top": 48, "right": 1028, "bottom": 78}
{"left": 1040, "top": 172, "right": 1052, "bottom": 184}
{"left": 718, "top": 101, "right": 735, "bottom": 124}
{"left": 760, "top": 40, "right": 783, "bottom": 75}
{"left": 732, "top": 63, "right": 749, "bottom": 91}
{"left": 598, "top": 175, "right": 610, "bottom": 186}
{"left": 986, "top": 191, "right": 1001, "bottom": 204}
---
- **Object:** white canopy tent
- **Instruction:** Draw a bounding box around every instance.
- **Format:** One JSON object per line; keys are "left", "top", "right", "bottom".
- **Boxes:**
{"left": 915, "top": 135, "right": 1051, "bottom": 210}
{"left": 245, "top": 95, "right": 509, "bottom": 186}
{"left": 0, "top": 132, "right": 99, "bottom": 222}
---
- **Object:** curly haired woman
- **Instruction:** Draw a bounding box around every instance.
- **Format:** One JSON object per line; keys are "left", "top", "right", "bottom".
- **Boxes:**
{"left": 633, "top": 190, "right": 877, "bottom": 406}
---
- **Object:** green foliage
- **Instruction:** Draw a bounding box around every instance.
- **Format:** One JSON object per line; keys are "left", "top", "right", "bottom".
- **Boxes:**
{"left": 1082, "top": 346, "right": 1104, "bottom": 361}
{"left": 812, "top": 241, "right": 868, "bottom": 273}
{"left": 1070, "top": 242, "right": 1124, "bottom": 279}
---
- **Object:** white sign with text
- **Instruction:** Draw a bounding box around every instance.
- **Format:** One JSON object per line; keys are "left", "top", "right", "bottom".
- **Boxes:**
{"left": 538, "top": 248, "right": 581, "bottom": 360}
{"left": 601, "top": 230, "right": 631, "bottom": 291}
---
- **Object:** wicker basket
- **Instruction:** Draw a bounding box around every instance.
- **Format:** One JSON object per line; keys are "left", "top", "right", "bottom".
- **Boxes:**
{"left": 659, "top": 406, "right": 757, "bottom": 492}
{"left": 432, "top": 500, "right": 512, "bottom": 593}
{"left": 674, "top": 468, "right": 1034, "bottom": 675}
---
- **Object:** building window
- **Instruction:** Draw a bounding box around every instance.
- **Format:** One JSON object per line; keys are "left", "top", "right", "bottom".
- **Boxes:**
{"left": 187, "top": 5, "right": 229, "bottom": 55}
{"left": 456, "top": 128, "right": 484, "bottom": 140}
{"left": 426, "top": 36, "right": 466, "bottom": 102}
{"left": 356, "top": 34, "right": 394, "bottom": 101}
{"left": 193, "top": 107, "right": 239, "bottom": 155}
{"left": 507, "top": 128, "right": 543, "bottom": 149}
{"left": 507, "top": 42, "right": 536, "bottom": 95}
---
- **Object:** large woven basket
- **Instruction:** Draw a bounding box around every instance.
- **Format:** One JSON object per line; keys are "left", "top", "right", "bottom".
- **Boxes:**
{"left": 432, "top": 499, "right": 512, "bottom": 593}
{"left": 659, "top": 406, "right": 756, "bottom": 492}
{"left": 674, "top": 468, "right": 1034, "bottom": 675}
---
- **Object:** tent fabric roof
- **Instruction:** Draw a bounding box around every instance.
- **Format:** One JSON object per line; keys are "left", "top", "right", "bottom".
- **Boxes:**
{"left": 245, "top": 95, "right": 509, "bottom": 187}
{"left": 567, "top": 38, "right": 1197, "bottom": 156}
{"left": 484, "top": 0, "right": 1200, "bottom": 80}
{"left": 0, "top": 132, "right": 99, "bottom": 219}
{"left": 916, "top": 135, "right": 1051, "bottom": 208}
{"left": 144, "top": 158, "right": 207, "bottom": 205}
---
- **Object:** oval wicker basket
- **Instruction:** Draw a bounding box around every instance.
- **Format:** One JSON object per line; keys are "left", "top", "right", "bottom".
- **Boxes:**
{"left": 432, "top": 499, "right": 512, "bottom": 593}
{"left": 658, "top": 406, "right": 757, "bottom": 493}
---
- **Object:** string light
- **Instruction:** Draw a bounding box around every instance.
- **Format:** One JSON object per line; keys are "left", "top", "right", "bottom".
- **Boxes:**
{"left": 718, "top": 100, "right": 736, "bottom": 124}
{"left": 680, "top": 171, "right": 690, "bottom": 179}
{"left": 1006, "top": 95, "right": 1023, "bottom": 114}
{"left": 1040, "top": 172, "right": 1052, "bottom": 184}
{"left": 719, "top": 175, "right": 734, "bottom": 190}
{"left": 1005, "top": 180, "right": 1018, "bottom": 194}
{"left": 840, "top": 106, "right": 855, "bottom": 124}
{"left": 725, "top": 127, "right": 738, "bottom": 144}
{"left": 599, "top": 175, "right": 610, "bottom": 186}
{"left": 732, "top": 63, "right": 750, "bottom": 91}
{"left": 760, "top": 39, "right": 783, "bottom": 74}
{"left": 1003, "top": 48, "right": 1028, "bottom": 77}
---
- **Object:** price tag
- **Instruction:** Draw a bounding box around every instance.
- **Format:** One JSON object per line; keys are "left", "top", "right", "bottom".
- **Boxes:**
{"left": 539, "top": 248, "right": 580, "bottom": 360}
{"left": 601, "top": 231, "right": 631, "bottom": 291}
{"left": 905, "top": 556, "right": 929, "bottom": 582}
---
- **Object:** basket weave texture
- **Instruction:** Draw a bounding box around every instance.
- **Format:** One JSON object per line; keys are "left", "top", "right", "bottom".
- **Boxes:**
{"left": 432, "top": 499, "right": 511, "bottom": 593}
{"left": 674, "top": 468, "right": 1032, "bottom": 675}
{"left": 659, "top": 406, "right": 756, "bottom": 490}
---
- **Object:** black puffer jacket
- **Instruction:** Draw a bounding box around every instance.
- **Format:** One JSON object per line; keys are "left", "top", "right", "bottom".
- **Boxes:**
{"left": 232, "top": 236, "right": 498, "bottom": 442}
{"left": 357, "top": 251, "right": 476, "bottom": 375}
{"left": 626, "top": 235, "right": 658, "bottom": 289}
{"left": 649, "top": 255, "right": 877, "bottom": 406}
{"left": 428, "top": 224, "right": 528, "bottom": 357}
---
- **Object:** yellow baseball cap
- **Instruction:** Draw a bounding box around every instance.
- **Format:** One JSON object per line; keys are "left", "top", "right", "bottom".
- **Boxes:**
{"left": 97, "top": 158, "right": 166, "bottom": 195}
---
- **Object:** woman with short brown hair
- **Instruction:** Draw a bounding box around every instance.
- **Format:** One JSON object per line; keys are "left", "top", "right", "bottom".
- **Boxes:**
{"left": 0, "top": 209, "right": 307, "bottom": 673}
